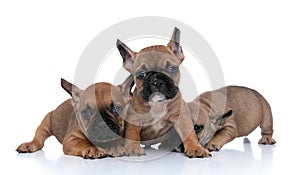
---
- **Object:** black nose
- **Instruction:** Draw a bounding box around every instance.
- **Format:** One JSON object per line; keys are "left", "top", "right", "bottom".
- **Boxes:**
{"left": 151, "top": 77, "right": 164, "bottom": 88}
{"left": 141, "top": 71, "right": 178, "bottom": 101}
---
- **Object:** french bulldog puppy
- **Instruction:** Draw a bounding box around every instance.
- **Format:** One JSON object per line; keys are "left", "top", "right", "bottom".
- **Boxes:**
{"left": 116, "top": 28, "right": 211, "bottom": 158}
{"left": 16, "top": 76, "right": 133, "bottom": 159}
{"left": 188, "top": 86, "right": 276, "bottom": 151}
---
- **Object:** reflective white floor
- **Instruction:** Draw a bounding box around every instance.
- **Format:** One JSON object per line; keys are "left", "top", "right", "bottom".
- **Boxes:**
{"left": 5, "top": 127, "right": 298, "bottom": 175}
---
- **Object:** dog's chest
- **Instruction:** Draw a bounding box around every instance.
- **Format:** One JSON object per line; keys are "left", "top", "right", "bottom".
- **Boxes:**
{"left": 149, "top": 101, "right": 167, "bottom": 120}
{"left": 140, "top": 101, "right": 174, "bottom": 141}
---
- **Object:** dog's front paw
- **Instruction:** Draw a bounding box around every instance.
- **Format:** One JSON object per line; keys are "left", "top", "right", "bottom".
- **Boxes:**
{"left": 258, "top": 136, "right": 276, "bottom": 145}
{"left": 105, "top": 146, "right": 125, "bottom": 157}
{"left": 124, "top": 143, "right": 145, "bottom": 156}
{"left": 184, "top": 145, "right": 211, "bottom": 158}
{"left": 82, "top": 146, "right": 108, "bottom": 159}
{"left": 16, "top": 141, "right": 43, "bottom": 153}
{"left": 205, "top": 142, "right": 222, "bottom": 152}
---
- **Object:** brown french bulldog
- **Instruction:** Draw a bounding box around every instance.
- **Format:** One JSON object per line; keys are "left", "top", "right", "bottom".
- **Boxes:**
{"left": 16, "top": 75, "right": 133, "bottom": 159}
{"left": 116, "top": 28, "right": 211, "bottom": 158}
{"left": 188, "top": 86, "right": 276, "bottom": 151}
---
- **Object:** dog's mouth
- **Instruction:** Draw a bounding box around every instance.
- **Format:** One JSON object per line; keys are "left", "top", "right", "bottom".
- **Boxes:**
{"left": 140, "top": 71, "right": 179, "bottom": 102}
{"left": 85, "top": 112, "right": 123, "bottom": 145}
{"left": 149, "top": 92, "right": 166, "bottom": 102}
{"left": 86, "top": 122, "right": 122, "bottom": 144}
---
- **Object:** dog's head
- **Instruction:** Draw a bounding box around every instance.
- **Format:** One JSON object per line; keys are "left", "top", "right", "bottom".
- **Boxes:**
{"left": 192, "top": 109, "right": 233, "bottom": 146}
{"left": 61, "top": 75, "right": 133, "bottom": 144}
{"left": 116, "top": 28, "right": 184, "bottom": 103}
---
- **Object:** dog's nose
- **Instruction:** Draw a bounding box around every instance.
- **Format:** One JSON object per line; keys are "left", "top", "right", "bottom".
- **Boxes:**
{"left": 151, "top": 78, "right": 164, "bottom": 87}
{"left": 152, "top": 81, "right": 158, "bottom": 87}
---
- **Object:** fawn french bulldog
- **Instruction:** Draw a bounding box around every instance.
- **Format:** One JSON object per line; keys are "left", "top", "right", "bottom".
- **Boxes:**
{"left": 188, "top": 86, "right": 276, "bottom": 151}
{"left": 16, "top": 76, "right": 133, "bottom": 159}
{"left": 116, "top": 28, "right": 211, "bottom": 158}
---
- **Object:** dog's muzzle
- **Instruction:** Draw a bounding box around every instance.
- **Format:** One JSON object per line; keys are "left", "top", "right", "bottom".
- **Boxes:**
{"left": 86, "top": 112, "right": 121, "bottom": 144}
{"left": 141, "top": 71, "right": 178, "bottom": 102}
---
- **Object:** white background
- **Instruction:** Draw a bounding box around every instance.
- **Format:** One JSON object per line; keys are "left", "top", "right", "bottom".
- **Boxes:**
{"left": 1, "top": 0, "right": 300, "bottom": 174}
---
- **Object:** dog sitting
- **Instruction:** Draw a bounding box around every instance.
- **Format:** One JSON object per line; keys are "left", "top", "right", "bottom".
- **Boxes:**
{"left": 116, "top": 28, "right": 211, "bottom": 158}
{"left": 16, "top": 75, "right": 133, "bottom": 159}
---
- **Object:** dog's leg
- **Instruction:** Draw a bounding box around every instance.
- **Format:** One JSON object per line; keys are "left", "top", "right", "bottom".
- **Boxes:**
{"left": 124, "top": 123, "right": 145, "bottom": 156}
{"left": 175, "top": 122, "right": 211, "bottom": 158}
{"left": 159, "top": 127, "right": 183, "bottom": 152}
{"left": 174, "top": 102, "right": 211, "bottom": 158}
{"left": 16, "top": 112, "right": 53, "bottom": 153}
{"left": 104, "top": 139, "right": 125, "bottom": 157}
{"left": 205, "top": 125, "right": 237, "bottom": 151}
{"left": 62, "top": 131, "right": 108, "bottom": 159}
{"left": 258, "top": 102, "right": 276, "bottom": 144}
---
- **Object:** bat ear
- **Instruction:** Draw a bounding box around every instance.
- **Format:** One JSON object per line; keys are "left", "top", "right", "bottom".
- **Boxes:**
{"left": 61, "top": 78, "right": 82, "bottom": 103}
{"left": 211, "top": 109, "right": 233, "bottom": 125}
{"left": 117, "top": 74, "right": 134, "bottom": 99}
{"left": 167, "top": 27, "right": 184, "bottom": 63}
{"left": 116, "top": 39, "right": 136, "bottom": 72}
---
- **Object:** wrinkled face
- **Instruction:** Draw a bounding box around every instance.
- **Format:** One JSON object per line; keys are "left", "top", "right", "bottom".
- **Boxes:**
{"left": 192, "top": 110, "right": 233, "bottom": 146}
{"left": 74, "top": 83, "right": 128, "bottom": 144}
{"left": 116, "top": 28, "right": 185, "bottom": 103}
{"left": 193, "top": 120, "right": 221, "bottom": 146}
{"left": 133, "top": 51, "right": 180, "bottom": 102}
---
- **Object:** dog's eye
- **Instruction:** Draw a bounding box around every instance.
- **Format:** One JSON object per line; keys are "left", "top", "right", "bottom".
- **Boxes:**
{"left": 81, "top": 105, "right": 92, "bottom": 120}
{"left": 194, "top": 124, "right": 204, "bottom": 133}
{"left": 111, "top": 104, "right": 122, "bottom": 116}
{"left": 136, "top": 71, "right": 146, "bottom": 79}
{"left": 167, "top": 66, "right": 178, "bottom": 74}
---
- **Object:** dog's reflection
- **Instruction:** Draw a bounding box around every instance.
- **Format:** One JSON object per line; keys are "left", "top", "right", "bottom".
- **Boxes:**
{"left": 16, "top": 138, "right": 276, "bottom": 174}
{"left": 181, "top": 138, "right": 275, "bottom": 175}
{"left": 16, "top": 150, "right": 117, "bottom": 172}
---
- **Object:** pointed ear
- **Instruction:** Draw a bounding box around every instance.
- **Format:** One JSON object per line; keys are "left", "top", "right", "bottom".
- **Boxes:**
{"left": 167, "top": 27, "right": 184, "bottom": 63}
{"left": 61, "top": 78, "right": 82, "bottom": 102}
{"left": 212, "top": 109, "right": 233, "bottom": 125}
{"left": 117, "top": 74, "right": 134, "bottom": 99}
{"left": 116, "top": 39, "right": 136, "bottom": 72}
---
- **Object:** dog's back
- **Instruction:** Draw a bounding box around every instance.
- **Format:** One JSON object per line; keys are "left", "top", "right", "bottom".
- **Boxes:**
{"left": 222, "top": 86, "right": 273, "bottom": 136}
{"left": 50, "top": 99, "right": 77, "bottom": 143}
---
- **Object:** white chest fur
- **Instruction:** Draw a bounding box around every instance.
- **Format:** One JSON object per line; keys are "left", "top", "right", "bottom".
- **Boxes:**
{"left": 142, "top": 101, "right": 168, "bottom": 135}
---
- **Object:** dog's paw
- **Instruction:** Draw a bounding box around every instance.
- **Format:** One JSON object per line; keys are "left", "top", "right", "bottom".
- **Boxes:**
{"left": 124, "top": 144, "right": 145, "bottom": 156}
{"left": 16, "top": 141, "right": 43, "bottom": 153}
{"left": 105, "top": 146, "right": 126, "bottom": 157}
{"left": 258, "top": 136, "right": 276, "bottom": 145}
{"left": 184, "top": 145, "right": 211, "bottom": 158}
{"left": 205, "top": 142, "right": 222, "bottom": 152}
{"left": 82, "top": 146, "right": 108, "bottom": 159}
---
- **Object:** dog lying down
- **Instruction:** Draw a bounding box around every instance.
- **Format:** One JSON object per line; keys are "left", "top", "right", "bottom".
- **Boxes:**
{"left": 161, "top": 85, "right": 276, "bottom": 152}
{"left": 16, "top": 76, "right": 133, "bottom": 159}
